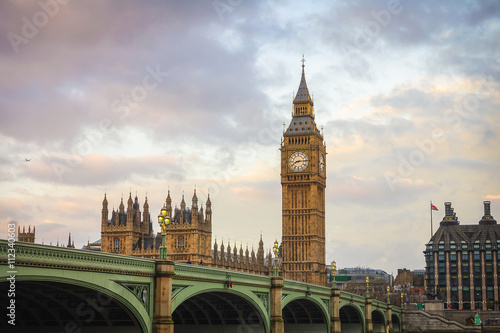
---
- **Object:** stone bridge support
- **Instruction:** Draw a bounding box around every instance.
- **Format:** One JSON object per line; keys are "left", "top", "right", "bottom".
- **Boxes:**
{"left": 365, "top": 298, "right": 373, "bottom": 333}
{"left": 271, "top": 277, "right": 284, "bottom": 333}
{"left": 387, "top": 304, "right": 393, "bottom": 331}
{"left": 331, "top": 288, "right": 341, "bottom": 333}
{"left": 153, "top": 260, "right": 175, "bottom": 333}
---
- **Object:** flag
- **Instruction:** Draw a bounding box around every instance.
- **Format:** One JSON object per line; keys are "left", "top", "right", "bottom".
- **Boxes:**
{"left": 431, "top": 203, "right": 438, "bottom": 211}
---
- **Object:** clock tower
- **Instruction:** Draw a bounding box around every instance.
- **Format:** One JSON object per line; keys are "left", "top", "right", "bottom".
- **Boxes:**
{"left": 281, "top": 57, "right": 326, "bottom": 285}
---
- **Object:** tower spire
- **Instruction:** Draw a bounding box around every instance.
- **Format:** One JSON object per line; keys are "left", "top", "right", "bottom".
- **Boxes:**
{"left": 293, "top": 55, "right": 313, "bottom": 107}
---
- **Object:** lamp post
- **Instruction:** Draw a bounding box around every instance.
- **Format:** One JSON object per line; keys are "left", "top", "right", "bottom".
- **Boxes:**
{"left": 366, "top": 276, "right": 370, "bottom": 298}
{"left": 387, "top": 285, "right": 390, "bottom": 304}
{"left": 331, "top": 260, "right": 337, "bottom": 288}
{"left": 273, "top": 240, "right": 279, "bottom": 277}
{"left": 158, "top": 206, "right": 171, "bottom": 260}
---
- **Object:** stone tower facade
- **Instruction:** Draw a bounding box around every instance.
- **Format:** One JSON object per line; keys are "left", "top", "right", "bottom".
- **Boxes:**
{"left": 18, "top": 225, "right": 35, "bottom": 243}
{"left": 280, "top": 58, "right": 326, "bottom": 285}
{"left": 100, "top": 190, "right": 273, "bottom": 275}
{"left": 101, "top": 192, "right": 152, "bottom": 254}
{"left": 155, "top": 190, "right": 213, "bottom": 265}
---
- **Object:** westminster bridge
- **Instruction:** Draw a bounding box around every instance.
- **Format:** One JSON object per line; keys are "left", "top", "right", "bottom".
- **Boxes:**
{"left": 0, "top": 240, "right": 403, "bottom": 332}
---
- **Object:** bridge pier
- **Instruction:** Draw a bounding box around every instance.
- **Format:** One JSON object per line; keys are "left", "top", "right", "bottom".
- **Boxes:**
{"left": 270, "top": 277, "right": 284, "bottom": 333}
{"left": 365, "top": 298, "right": 373, "bottom": 333}
{"left": 387, "top": 304, "right": 393, "bottom": 331}
{"left": 153, "top": 260, "right": 175, "bottom": 333}
{"left": 401, "top": 309, "right": 406, "bottom": 332}
{"left": 330, "top": 288, "right": 341, "bottom": 333}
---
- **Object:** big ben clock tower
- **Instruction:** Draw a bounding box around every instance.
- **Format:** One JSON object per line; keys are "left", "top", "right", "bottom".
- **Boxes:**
{"left": 281, "top": 57, "right": 326, "bottom": 285}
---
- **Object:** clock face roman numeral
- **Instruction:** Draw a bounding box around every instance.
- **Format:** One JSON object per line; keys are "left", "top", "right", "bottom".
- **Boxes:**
{"left": 289, "top": 151, "right": 308, "bottom": 172}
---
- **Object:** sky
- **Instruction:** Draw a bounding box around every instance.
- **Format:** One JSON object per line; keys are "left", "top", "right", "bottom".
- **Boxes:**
{"left": 1, "top": 0, "right": 499, "bottom": 276}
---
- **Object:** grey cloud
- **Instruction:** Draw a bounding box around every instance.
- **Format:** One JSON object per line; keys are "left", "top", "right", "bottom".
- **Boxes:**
{"left": 445, "top": 157, "right": 495, "bottom": 171}
{"left": 325, "top": 117, "right": 415, "bottom": 147}
{"left": 20, "top": 154, "right": 185, "bottom": 186}
{"left": 0, "top": 0, "right": 270, "bottom": 146}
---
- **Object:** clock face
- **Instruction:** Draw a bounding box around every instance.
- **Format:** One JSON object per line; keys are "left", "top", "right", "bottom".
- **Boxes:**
{"left": 319, "top": 153, "right": 325, "bottom": 174}
{"left": 289, "top": 151, "right": 308, "bottom": 172}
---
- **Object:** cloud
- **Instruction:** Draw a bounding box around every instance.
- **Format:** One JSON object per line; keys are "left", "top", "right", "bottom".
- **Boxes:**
{"left": 0, "top": 0, "right": 499, "bottom": 276}
{"left": 20, "top": 154, "right": 185, "bottom": 185}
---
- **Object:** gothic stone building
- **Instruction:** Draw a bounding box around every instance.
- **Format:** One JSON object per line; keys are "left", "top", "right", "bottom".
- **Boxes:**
{"left": 17, "top": 225, "right": 35, "bottom": 243}
{"left": 100, "top": 59, "right": 327, "bottom": 281}
{"left": 424, "top": 201, "right": 499, "bottom": 310}
{"left": 280, "top": 58, "right": 327, "bottom": 285}
{"left": 101, "top": 190, "right": 273, "bottom": 275}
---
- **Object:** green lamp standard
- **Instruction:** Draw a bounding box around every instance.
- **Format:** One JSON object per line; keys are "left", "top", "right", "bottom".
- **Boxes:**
{"left": 273, "top": 240, "right": 279, "bottom": 277}
{"left": 157, "top": 206, "right": 171, "bottom": 260}
{"left": 331, "top": 260, "right": 337, "bottom": 288}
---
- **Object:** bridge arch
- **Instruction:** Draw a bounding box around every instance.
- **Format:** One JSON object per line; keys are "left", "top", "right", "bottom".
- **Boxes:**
{"left": 1, "top": 271, "right": 152, "bottom": 333}
{"left": 339, "top": 303, "right": 364, "bottom": 333}
{"left": 282, "top": 296, "right": 329, "bottom": 332}
{"left": 372, "top": 309, "right": 387, "bottom": 333}
{"left": 172, "top": 286, "right": 270, "bottom": 333}
{"left": 392, "top": 313, "right": 402, "bottom": 332}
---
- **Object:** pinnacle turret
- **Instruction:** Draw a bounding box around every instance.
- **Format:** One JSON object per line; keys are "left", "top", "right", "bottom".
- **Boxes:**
{"left": 180, "top": 194, "right": 186, "bottom": 210}
{"left": 119, "top": 197, "right": 125, "bottom": 212}
{"left": 127, "top": 192, "right": 133, "bottom": 208}
{"left": 192, "top": 188, "right": 198, "bottom": 210}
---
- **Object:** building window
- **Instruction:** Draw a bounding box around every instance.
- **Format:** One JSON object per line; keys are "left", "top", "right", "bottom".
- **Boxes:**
{"left": 462, "top": 253, "right": 469, "bottom": 261}
{"left": 474, "top": 251, "right": 480, "bottom": 261}
{"left": 114, "top": 238, "right": 120, "bottom": 251}
{"left": 450, "top": 252, "right": 457, "bottom": 261}
{"left": 178, "top": 236, "right": 185, "bottom": 250}
{"left": 486, "top": 251, "right": 492, "bottom": 261}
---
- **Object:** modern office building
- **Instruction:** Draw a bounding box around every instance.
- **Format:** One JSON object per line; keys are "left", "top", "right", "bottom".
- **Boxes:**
{"left": 328, "top": 266, "right": 393, "bottom": 289}
{"left": 424, "top": 201, "right": 498, "bottom": 310}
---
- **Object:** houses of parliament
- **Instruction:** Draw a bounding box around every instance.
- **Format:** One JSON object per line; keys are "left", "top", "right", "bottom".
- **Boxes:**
{"left": 100, "top": 59, "right": 328, "bottom": 285}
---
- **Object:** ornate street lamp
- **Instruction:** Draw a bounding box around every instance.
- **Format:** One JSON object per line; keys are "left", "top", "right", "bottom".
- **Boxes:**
{"left": 331, "top": 260, "right": 337, "bottom": 288}
{"left": 366, "top": 276, "right": 370, "bottom": 298}
{"left": 158, "top": 206, "right": 171, "bottom": 260}
{"left": 273, "top": 240, "right": 279, "bottom": 277}
{"left": 387, "top": 285, "right": 390, "bottom": 304}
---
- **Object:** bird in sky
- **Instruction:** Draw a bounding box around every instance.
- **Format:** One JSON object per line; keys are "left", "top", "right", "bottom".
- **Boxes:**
{"left": 25, "top": 158, "right": 31, "bottom": 162}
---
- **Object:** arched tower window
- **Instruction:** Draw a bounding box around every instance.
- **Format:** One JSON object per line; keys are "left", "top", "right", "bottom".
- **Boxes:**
{"left": 178, "top": 236, "right": 185, "bottom": 250}
{"left": 113, "top": 238, "right": 120, "bottom": 251}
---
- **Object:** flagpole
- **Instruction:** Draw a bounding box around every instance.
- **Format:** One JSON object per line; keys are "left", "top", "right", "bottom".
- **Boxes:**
{"left": 430, "top": 200, "right": 433, "bottom": 238}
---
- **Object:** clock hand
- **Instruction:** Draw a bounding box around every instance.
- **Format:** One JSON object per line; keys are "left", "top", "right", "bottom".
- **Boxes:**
{"left": 293, "top": 159, "right": 304, "bottom": 165}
